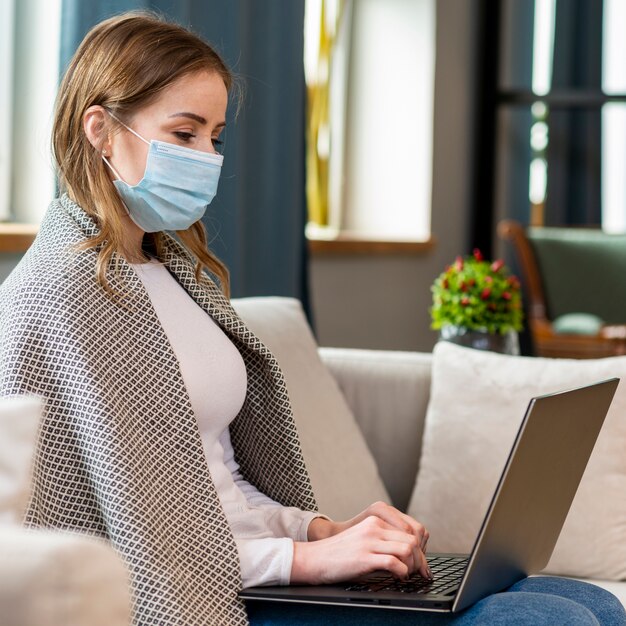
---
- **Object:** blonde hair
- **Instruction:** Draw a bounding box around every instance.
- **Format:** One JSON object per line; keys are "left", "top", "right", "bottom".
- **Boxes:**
{"left": 53, "top": 11, "right": 233, "bottom": 297}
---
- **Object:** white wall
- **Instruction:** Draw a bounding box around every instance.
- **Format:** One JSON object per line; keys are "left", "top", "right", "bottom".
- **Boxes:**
{"left": 310, "top": 0, "right": 478, "bottom": 352}
{"left": 343, "top": 0, "right": 435, "bottom": 240}
{"left": 11, "top": 0, "right": 61, "bottom": 223}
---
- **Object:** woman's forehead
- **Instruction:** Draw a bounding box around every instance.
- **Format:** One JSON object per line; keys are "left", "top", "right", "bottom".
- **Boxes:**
{"left": 142, "top": 71, "right": 228, "bottom": 120}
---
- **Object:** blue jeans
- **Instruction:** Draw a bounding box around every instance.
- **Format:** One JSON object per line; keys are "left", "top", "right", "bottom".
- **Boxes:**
{"left": 245, "top": 577, "right": 626, "bottom": 625}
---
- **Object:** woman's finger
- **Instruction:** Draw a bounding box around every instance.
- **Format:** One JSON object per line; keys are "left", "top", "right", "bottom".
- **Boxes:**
{"left": 368, "top": 504, "right": 429, "bottom": 551}
{"left": 398, "top": 511, "right": 428, "bottom": 541}
{"left": 371, "top": 539, "right": 416, "bottom": 574}
{"left": 359, "top": 506, "right": 432, "bottom": 578}
{"left": 368, "top": 503, "right": 418, "bottom": 534}
{"left": 394, "top": 512, "right": 431, "bottom": 571}
{"left": 367, "top": 553, "right": 410, "bottom": 580}
{"left": 376, "top": 529, "right": 430, "bottom": 579}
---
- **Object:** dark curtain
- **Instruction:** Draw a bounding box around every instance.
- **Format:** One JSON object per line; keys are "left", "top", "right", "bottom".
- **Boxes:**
{"left": 60, "top": 0, "right": 310, "bottom": 305}
{"left": 493, "top": 0, "right": 535, "bottom": 227}
{"left": 472, "top": 0, "right": 535, "bottom": 353}
{"left": 491, "top": 0, "right": 535, "bottom": 355}
{"left": 545, "top": 0, "right": 603, "bottom": 226}
{"left": 470, "top": 0, "right": 534, "bottom": 257}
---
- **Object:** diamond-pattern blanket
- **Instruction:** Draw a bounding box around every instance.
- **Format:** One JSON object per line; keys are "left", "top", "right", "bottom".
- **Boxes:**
{"left": 0, "top": 194, "right": 318, "bottom": 625}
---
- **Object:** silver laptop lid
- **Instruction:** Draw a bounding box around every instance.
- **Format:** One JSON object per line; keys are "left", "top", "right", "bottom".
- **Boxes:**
{"left": 453, "top": 378, "right": 619, "bottom": 612}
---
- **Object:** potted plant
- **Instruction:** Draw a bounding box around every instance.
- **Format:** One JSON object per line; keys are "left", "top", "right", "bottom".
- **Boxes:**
{"left": 430, "top": 249, "right": 523, "bottom": 354}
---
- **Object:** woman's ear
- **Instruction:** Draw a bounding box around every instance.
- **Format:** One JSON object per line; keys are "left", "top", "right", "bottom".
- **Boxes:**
{"left": 83, "top": 105, "right": 111, "bottom": 155}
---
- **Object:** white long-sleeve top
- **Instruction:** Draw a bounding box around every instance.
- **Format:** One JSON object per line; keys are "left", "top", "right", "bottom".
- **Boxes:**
{"left": 131, "top": 258, "right": 324, "bottom": 587}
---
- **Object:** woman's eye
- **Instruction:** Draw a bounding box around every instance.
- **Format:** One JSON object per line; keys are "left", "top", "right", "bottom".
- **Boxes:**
{"left": 173, "top": 131, "right": 195, "bottom": 142}
{"left": 212, "top": 138, "right": 223, "bottom": 148}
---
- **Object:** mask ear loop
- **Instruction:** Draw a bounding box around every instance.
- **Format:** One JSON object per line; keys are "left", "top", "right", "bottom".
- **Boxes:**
{"left": 101, "top": 109, "right": 151, "bottom": 182}
{"left": 100, "top": 110, "right": 139, "bottom": 220}
{"left": 101, "top": 154, "right": 133, "bottom": 222}
{"left": 107, "top": 110, "right": 151, "bottom": 146}
{"left": 102, "top": 154, "right": 123, "bottom": 180}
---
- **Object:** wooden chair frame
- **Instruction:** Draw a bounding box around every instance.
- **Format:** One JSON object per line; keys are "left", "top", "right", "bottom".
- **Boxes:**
{"left": 498, "top": 220, "right": 626, "bottom": 359}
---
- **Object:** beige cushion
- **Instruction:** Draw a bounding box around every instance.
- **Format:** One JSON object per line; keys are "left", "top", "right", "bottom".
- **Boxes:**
{"left": 231, "top": 297, "right": 390, "bottom": 520}
{"left": 319, "top": 347, "right": 432, "bottom": 511}
{"left": 408, "top": 341, "right": 626, "bottom": 580}
{"left": 0, "top": 395, "right": 43, "bottom": 525}
{"left": 0, "top": 527, "right": 131, "bottom": 626}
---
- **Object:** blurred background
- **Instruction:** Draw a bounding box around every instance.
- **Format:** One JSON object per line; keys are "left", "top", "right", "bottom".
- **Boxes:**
{"left": 0, "top": 0, "right": 625, "bottom": 352}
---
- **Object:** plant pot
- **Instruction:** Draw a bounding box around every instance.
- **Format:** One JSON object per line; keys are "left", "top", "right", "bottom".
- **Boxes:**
{"left": 439, "top": 325, "right": 520, "bottom": 356}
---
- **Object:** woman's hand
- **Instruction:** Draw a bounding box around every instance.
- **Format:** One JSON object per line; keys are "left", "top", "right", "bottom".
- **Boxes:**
{"left": 293, "top": 506, "right": 431, "bottom": 585}
{"left": 311, "top": 501, "right": 429, "bottom": 547}
{"left": 308, "top": 501, "right": 430, "bottom": 573}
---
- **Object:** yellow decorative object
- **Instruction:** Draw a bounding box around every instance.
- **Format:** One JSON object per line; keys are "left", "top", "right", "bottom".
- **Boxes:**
{"left": 305, "top": 0, "right": 344, "bottom": 227}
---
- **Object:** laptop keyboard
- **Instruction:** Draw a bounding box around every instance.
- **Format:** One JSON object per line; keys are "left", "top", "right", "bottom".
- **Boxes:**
{"left": 343, "top": 556, "right": 469, "bottom": 596}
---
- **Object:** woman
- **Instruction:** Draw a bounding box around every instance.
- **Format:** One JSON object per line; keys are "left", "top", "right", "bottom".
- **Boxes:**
{"left": 0, "top": 12, "right": 623, "bottom": 626}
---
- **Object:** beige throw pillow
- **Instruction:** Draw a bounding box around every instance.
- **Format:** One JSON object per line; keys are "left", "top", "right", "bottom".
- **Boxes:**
{"left": 231, "top": 297, "right": 390, "bottom": 521}
{"left": 408, "top": 341, "right": 626, "bottom": 580}
{"left": 0, "top": 395, "right": 43, "bottom": 525}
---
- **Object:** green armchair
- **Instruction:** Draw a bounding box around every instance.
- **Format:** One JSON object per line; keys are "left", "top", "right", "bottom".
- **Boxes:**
{"left": 498, "top": 220, "right": 626, "bottom": 358}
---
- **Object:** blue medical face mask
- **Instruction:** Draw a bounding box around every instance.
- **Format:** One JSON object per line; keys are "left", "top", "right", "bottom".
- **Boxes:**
{"left": 102, "top": 115, "right": 223, "bottom": 232}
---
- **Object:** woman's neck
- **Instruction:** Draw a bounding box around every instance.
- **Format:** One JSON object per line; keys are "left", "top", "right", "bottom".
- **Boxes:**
{"left": 120, "top": 214, "right": 151, "bottom": 263}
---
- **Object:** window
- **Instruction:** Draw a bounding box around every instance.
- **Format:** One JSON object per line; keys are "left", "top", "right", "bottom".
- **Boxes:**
{"left": 304, "top": 0, "right": 436, "bottom": 245}
{"left": 601, "top": 0, "right": 626, "bottom": 233}
{"left": 475, "top": 0, "right": 626, "bottom": 257}
{"left": 0, "top": 0, "right": 62, "bottom": 225}
{"left": 0, "top": 0, "right": 15, "bottom": 222}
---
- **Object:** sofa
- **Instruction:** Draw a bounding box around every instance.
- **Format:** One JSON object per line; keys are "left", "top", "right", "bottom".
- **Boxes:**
{"left": 1, "top": 296, "right": 625, "bottom": 625}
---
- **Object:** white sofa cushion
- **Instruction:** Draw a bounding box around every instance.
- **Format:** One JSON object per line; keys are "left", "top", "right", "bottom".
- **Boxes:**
{"left": 231, "top": 297, "right": 390, "bottom": 520}
{"left": 0, "top": 395, "right": 43, "bottom": 525}
{"left": 408, "top": 341, "right": 626, "bottom": 580}
{"left": 0, "top": 528, "right": 131, "bottom": 626}
{"left": 319, "top": 347, "right": 432, "bottom": 511}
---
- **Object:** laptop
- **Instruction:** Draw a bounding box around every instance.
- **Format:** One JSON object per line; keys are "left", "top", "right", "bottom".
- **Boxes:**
{"left": 240, "top": 378, "right": 619, "bottom": 613}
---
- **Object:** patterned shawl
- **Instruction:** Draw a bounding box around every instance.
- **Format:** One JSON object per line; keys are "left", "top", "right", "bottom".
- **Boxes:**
{"left": 0, "top": 194, "right": 318, "bottom": 625}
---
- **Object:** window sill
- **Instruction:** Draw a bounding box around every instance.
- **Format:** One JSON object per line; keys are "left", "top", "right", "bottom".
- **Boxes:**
{"left": 0, "top": 223, "right": 39, "bottom": 253}
{"left": 307, "top": 232, "right": 436, "bottom": 256}
{"left": 0, "top": 223, "right": 437, "bottom": 257}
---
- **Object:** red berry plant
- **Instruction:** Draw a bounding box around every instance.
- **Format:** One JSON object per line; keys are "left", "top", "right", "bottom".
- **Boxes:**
{"left": 430, "top": 249, "right": 524, "bottom": 335}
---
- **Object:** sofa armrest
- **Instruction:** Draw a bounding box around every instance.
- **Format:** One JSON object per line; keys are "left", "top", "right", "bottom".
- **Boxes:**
{"left": 0, "top": 527, "right": 131, "bottom": 626}
{"left": 318, "top": 348, "right": 432, "bottom": 512}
